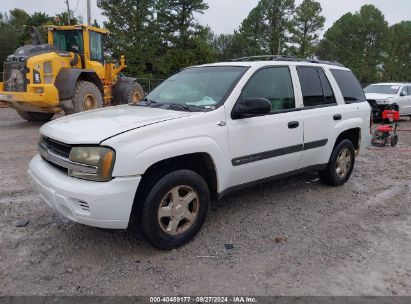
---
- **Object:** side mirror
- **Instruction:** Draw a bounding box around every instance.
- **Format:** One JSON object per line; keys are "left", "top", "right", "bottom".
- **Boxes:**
{"left": 400, "top": 91, "right": 406, "bottom": 97}
{"left": 233, "top": 97, "right": 271, "bottom": 118}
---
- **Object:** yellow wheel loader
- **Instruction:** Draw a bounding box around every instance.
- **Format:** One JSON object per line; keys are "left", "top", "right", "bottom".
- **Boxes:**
{"left": 0, "top": 25, "right": 144, "bottom": 121}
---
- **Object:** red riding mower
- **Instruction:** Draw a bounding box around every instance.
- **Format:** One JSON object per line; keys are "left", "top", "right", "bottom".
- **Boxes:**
{"left": 371, "top": 109, "right": 400, "bottom": 147}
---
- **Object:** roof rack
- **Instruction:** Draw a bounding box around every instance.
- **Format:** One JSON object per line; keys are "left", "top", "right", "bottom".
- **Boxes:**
{"left": 230, "top": 55, "right": 345, "bottom": 67}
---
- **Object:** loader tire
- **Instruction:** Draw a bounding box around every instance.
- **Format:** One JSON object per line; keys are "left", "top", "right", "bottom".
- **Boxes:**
{"left": 66, "top": 81, "right": 103, "bottom": 115}
{"left": 126, "top": 82, "right": 144, "bottom": 105}
{"left": 16, "top": 110, "right": 54, "bottom": 122}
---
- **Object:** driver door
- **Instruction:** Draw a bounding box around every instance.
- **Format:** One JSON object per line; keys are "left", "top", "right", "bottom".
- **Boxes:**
{"left": 86, "top": 30, "right": 105, "bottom": 77}
{"left": 226, "top": 66, "right": 303, "bottom": 188}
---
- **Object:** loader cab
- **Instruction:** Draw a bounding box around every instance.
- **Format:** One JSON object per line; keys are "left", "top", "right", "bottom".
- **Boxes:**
{"left": 47, "top": 25, "right": 107, "bottom": 78}
{"left": 52, "top": 29, "right": 84, "bottom": 54}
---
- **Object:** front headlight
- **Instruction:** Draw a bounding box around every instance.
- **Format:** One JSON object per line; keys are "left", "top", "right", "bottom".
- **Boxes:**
{"left": 68, "top": 147, "right": 115, "bottom": 182}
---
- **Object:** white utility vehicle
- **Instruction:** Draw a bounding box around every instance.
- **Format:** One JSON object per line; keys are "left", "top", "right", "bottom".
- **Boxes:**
{"left": 29, "top": 56, "right": 372, "bottom": 249}
{"left": 364, "top": 83, "right": 411, "bottom": 120}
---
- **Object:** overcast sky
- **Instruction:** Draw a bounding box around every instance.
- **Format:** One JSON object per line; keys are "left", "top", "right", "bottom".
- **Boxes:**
{"left": 2, "top": 0, "right": 411, "bottom": 35}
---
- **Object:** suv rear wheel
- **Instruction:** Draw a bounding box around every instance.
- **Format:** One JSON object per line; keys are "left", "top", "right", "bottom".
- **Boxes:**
{"left": 319, "top": 139, "right": 355, "bottom": 186}
{"left": 16, "top": 110, "right": 54, "bottom": 122}
{"left": 139, "top": 170, "right": 210, "bottom": 249}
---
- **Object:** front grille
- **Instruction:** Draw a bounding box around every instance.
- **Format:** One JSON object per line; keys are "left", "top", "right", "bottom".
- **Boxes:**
{"left": 3, "top": 58, "right": 28, "bottom": 92}
{"left": 41, "top": 136, "right": 72, "bottom": 159}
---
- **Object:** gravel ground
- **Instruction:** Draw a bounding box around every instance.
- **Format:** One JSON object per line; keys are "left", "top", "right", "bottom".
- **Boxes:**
{"left": 0, "top": 108, "right": 410, "bottom": 296}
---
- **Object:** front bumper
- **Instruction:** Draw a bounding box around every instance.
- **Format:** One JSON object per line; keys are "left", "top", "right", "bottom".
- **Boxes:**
{"left": 28, "top": 155, "right": 141, "bottom": 229}
{"left": 0, "top": 83, "right": 61, "bottom": 113}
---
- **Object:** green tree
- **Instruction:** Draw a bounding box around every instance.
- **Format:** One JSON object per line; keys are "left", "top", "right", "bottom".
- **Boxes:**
{"left": 289, "top": 0, "right": 325, "bottom": 58}
{"left": 212, "top": 31, "right": 258, "bottom": 60}
{"left": 9, "top": 9, "right": 30, "bottom": 28}
{"left": 382, "top": 22, "right": 411, "bottom": 82}
{"left": 317, "top": 5, "right": 388, "bottom": 85}
{"left": 28, "top": 12, "right": 53, "bottom": 27}
{"left": 156, "top": 0, "right": 215, "bottom": 74}
{"left": 0, "top": 22, "right": 20, "bottom": 77}
{"left": 238, "top": 6, "right": 267, "bottom": 56}
{"left": 239, "top": 0, "right": 295, "bottom": 55}
{"left": 97, "top": 0, "right": 158, "bottom": 77}
{"left": 157, "top": 0, "right": 208, "bottom": 48}
{"left": 54, "top": 11, "right": 79, "bottom": 26}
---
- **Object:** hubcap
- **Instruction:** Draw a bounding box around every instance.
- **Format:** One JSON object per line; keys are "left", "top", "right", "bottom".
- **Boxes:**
{"left": 335, "top": 148, "right": 352, "bottom": 179}
{"left": 158, "top": 185, "right": 200, "bottom": 236}
{"left": 83, "top": 94, "right": 97, "bottom": 110}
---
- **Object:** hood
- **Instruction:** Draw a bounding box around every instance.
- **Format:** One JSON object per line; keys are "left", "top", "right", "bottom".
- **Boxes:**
{"left": 40, "top": 105, "right": 197, "bottom": 144}
{"left": 365, "top": 93, "right": 396, "bottom": 100}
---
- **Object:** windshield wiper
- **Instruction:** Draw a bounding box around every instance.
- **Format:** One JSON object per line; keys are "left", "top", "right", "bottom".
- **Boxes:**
{"left": 166, "top": 103, "right": 192, "bottom": 112}
{"left": 134, "top": 97, "right": 158, "bottom": 107}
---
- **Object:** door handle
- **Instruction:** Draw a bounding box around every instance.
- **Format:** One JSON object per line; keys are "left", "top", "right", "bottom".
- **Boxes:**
{"left": 333, "top": 114, "right": 342, "bottom": 121}
{"left": 288, "top": 121, "right": 299, "bottom": 129}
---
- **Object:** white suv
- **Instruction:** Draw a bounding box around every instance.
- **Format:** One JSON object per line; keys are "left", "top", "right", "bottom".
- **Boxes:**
{"left": 28, "top": 57, "right": 371, "bottom": 249}
{"left": 364, "top": 83, "right": 411, "bottom": 119}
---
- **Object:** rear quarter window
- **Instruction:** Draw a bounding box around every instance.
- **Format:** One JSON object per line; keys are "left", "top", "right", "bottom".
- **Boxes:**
{"left": 331, "top": 69, "right": 366, "bottom": 103}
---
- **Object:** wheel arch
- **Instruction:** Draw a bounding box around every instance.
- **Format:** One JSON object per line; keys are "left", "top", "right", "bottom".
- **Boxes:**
{"left": 334, "top": 127, "right": 361, "bottom": 153}
{"left": 54, "top": 68, "right": 103, "bottom": 100}
{"left": 128, "top": 152, "right": 218, "bottom": 229}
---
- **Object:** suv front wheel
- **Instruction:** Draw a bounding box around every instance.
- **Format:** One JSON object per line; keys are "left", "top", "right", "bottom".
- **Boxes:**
{"left": 319, "top": 139, "right": 355, "bottom": 186}
{"left": 140, "top": 170, "right": 210, "bottom": 249}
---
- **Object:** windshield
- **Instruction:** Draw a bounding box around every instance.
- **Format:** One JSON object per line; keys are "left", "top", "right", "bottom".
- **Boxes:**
{"left": 145, "top": 66, "right": 248, "bottom": 110}
{"left": 53, "top": 30, "right": 84, "bottom": 53}
{"left": 364, "top": 84, "right": 400, "bottom": 95}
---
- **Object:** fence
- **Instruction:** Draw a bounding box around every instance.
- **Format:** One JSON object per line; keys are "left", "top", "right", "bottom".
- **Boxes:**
{"left": 134, "top": 78, "right": 165, "bottom": 94}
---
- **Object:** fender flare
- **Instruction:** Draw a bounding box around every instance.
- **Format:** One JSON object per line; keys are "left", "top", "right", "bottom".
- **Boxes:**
{"left": 54, "top": 68, "right": 103, "bottom": 100}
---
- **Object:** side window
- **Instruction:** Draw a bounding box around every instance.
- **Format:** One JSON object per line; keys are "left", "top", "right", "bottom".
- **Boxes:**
{"left": 405, "top": 86, "right": 411, "bottom": 96}
{"left": 297, "top": 67, "right": 325, "bottom": 107}
{"left": 243, "top": 67, "right": 295, "bottom": 113}
{"left": 330, "top": 69, "right": 366, "bottom": 103}
{"left": 318, "top": 69, "right": 336, "bottom": 104}
{"left": 89, "top": 31, "right": 103, "bottom": 63}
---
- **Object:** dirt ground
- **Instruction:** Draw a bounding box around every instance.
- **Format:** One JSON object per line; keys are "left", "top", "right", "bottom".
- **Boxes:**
{"left": 0, "top": 107, "right": 410, "bottom": 296}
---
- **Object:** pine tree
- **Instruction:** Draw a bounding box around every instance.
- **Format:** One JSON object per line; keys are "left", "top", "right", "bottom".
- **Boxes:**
{"left": 97, "top": 0, "right": 158, "bottom": 77}
{"left": 382, "top": 21, "right": 411, "bottom": 82}
{"left": 156, "top": 0, "right": 214, "bottom": 74}
{"left": 317, "top": 5, "right": 388, "bottom": 85}
{"left": 239, "top": 0, "right": 295, "bottom": 55}
{"left": 289, "top": 0, "right": 325, "bottom": 58}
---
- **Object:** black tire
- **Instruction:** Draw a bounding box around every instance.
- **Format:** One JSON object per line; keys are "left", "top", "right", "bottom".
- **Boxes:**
{"left": 391, "top": 134, "right": 398, "bottom": 147}
{"left": 125, "top": 82, "right": 144, "bottom": 105}
{"left": 66, "top": 80, "right": 103, "bottom": 115}
{"left": 16, "top": 110, "right": 54, "bottom": 122}
{"left": 139, "top": 170, "right": 210, "bottom": 249}
{"left": 319, "top": 139, "right": 355, "bottom": 186}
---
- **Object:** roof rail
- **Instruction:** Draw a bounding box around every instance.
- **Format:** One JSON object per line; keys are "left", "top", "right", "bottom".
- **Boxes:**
{"left": 230, "top": 55, "right": 345, "bottom": 67}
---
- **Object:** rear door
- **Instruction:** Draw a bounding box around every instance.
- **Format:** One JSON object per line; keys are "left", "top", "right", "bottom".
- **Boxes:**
{"left": 296, "top": 66, "right": 342, "bottom": 168}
